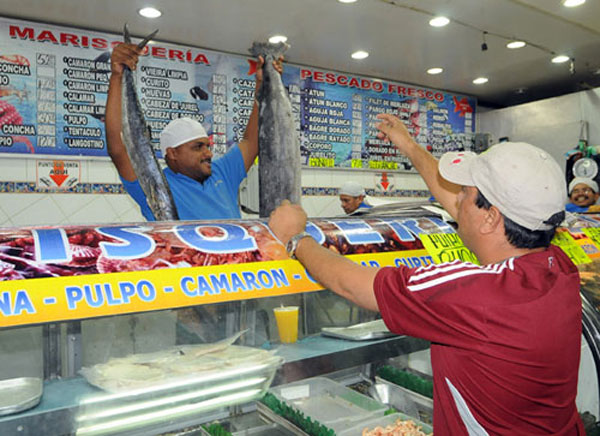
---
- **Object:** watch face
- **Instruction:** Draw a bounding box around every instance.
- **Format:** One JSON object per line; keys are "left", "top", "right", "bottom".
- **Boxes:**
{"left": 573, "top": 158, "right": 599, "bottom": 179}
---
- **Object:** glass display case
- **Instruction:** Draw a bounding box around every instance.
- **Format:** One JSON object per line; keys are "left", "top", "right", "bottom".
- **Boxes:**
{"left": 0, "top": 207, "right": 599, "bottom": 435}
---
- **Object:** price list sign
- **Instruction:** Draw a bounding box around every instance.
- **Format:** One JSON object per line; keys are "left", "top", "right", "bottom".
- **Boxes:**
{"left": 0, "top": 17, "right": 476, "bottom": 169}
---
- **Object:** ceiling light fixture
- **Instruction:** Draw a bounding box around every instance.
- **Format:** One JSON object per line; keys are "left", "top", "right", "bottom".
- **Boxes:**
{"left": 351, "top": 50, "right": 369, "bottom": 60}
{"left": 481, "top": 31, "right": 488, "bottom": 51}
{"left": 427, "top": 67, "right": 443, "bottom": 75}
{"left": 562, "top": 0, "right": 586, "bottom": 7}
{"left": 268, "top": 35, "right": 288, "bottom": 44}
{"left": 138, "top": 7, "right": 162, "bottom": 18}
{"left": 506, "top": 40, "right": 526, "bottom": 49}
{"left": 429, "top": 16, "right": 450, "bottom": 27}
{"left": 473, "top": 77, "right": 489, "bottom": 85}
{"left": 552, "top": 55, "right": 570, "bottom": 63}
{"left": 337, "top": 0, "right": 358, "bottom": 3}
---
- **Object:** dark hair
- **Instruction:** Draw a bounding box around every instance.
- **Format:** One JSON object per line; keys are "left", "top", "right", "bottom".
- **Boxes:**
{"left": 475, "top": 190, "right": 564, "bottom": 249}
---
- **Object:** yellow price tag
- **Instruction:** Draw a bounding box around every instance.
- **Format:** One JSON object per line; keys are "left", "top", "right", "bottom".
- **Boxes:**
{"left": 368, "top": 161, "right": 398, "bottom": 170}
{"left": 420, "top": 233, "right": 479, "bottom": 265}
{"left": 582, "top": 227, "right": 600, "bottom": 249}
{"left": 309, "top": 157, "right": 334, "bottom": 168}
{"left": 552, "top": 229, "right": 591, "bottom": 265}
{"left": 351, "top": 159, "right": 363, "bottom": 168}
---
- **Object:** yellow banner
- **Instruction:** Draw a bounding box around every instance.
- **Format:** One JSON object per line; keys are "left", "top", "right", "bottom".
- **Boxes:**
{"left": 552, "top": 229, "right": 592, "bottom": 265}
{"left": 420, "top": 233, "right": 479, "bottom": 264}
{"left": 0, "top": 249, "right": 431, "bottom": 328}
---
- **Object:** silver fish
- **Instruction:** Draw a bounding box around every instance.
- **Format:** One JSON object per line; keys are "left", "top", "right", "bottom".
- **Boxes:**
{"left": 121, "top": 24, "right": 178, "bottom": 221}
{"left": 249, "top": 42, "right": 301, "bottom": 217}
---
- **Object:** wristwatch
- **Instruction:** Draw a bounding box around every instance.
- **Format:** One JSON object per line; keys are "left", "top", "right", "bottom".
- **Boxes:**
{"left": 286, "top": 232, "right": 311, "bottom": 260}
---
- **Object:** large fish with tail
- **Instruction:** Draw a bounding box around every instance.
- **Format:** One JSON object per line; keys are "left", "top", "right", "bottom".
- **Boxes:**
{"left": 121, "top": 24, "right": 178, "bottom": 221}
{"left": 249, "top": 42, "right": 301, "bottom": 217}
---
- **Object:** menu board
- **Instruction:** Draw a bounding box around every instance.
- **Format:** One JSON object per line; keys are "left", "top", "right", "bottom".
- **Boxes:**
{"left": 0, "top": 17, "right": 476, "bottom": 171}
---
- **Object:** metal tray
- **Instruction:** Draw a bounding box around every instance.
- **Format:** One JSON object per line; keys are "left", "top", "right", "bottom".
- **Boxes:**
{"left": 321, "top": 319, "right": 395, "bottom": 341}
{"left": 0, "top": 377, "right": 43, "bottom": 416}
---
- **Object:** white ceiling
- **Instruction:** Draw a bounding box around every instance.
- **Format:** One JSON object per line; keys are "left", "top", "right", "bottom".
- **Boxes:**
{"left": 1, "top": 0, "right": 599, "bottom": 107}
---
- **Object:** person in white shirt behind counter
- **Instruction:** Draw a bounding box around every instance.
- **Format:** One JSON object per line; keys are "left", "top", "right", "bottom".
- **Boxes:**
{"left": 339, "top": 181, "right": 372, "bottom": 215}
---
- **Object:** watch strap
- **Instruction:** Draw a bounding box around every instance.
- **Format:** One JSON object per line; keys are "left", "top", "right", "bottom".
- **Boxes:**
{"left": 286, "top": 231, "right": 311, "bottom": 260}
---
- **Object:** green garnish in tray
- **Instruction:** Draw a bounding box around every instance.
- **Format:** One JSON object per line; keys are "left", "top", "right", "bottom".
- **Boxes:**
{"left": 377, "top": 365, "right": 434, "bottom": 398}
{"left": 202, "top": 423, "right": 233, "bottom": 436}
{"left": 261, "top": 392, "right": 335, "bottom": 436}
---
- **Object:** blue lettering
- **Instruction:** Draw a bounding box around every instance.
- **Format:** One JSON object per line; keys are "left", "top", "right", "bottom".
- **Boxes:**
{"left": 0, "top": 291, "right": 35, "bottom": 316}
{"left": 119, "top": 282, "right": 136, "bottom": 303}
{"left": 84, "top": 284, "right": 104, "bottom": 308}
{"left": 383, "top": 220, "right": 416, "bottom": 242}
{"left": 181, "top": 276, "right": 197, "bottom": 296}
{"left": 0, "top": 292, "right": 10, "bottom": 315}
{"left": 97, "top": 226, "right": 156, "bottom": 259}
{"left": 230, "top": 273, "right": 248, "bottom": 292}
{"left": 242, "top": 271, "right": 261, "bottom": 290}
{"left": 137, "top": 280, "right": 155, "bottom": 302}
{"left": 426, "top": 217, "right": 455, "bottom": 233}
{"left": 271, "top": 268, "right": 289, "bottom": 287}
{"left": 257, "top": 270, "right": 274, "bottom": 288}
{"left": 368, "top": 260, "right": 380, "bottom": 267}
{"left": 175, "top": 224, "right": 257, "bottom": 254}
{"left": 32, "top": 229, "right": 70, "bottom": 263}
{"left": 330, "top": 220, "right": 384, "bottom": 245}
{"left": 305, "top": 222, "right": 326, "bottom": 244}
{"left": 197, "top": 276, "right": 214, "bottom": 296}
{"left": 210, "top": 274, "right": 229, "bottom": 293}
{"left": 105, "top": 284, "right": 122, "bottom": 306}
{"left": 66, "top": 286, "right": 84, "bottom": 310}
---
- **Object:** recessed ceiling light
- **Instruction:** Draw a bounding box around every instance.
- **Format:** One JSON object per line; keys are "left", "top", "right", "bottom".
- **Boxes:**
{"left": 562, "top": 0, "right": 585, "bottom": 7}
{"left": 473, "top": 77, "right": 488, "bottom": 85}
{"left": 506, "top": 40, "right": 526, "bottom": 49}
{"left": 268, "top": 35, "right": 288, "bottom": 44}
{"left": 429, "top": 16, "right": 450, "bottom": 27}
{"left": 351, "top": 50, "right": 369, "bottom": 60}
{"left": 552, "top": 55, "right": 570, "bottom": 63}
{"left": 427, "top": 67, "right": 443, "bottom": 75}
{"left": 138, "top": 7, "right": 162, "bottom": 18}
{"left": 338, "top": 0, "right": 357, "bottom": 3}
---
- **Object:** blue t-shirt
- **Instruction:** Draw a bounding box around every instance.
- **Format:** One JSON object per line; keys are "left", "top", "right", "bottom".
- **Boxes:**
{"left": 121, "top": 145, "right": 246, "bottom": 220}
{"left": 566, "top": 203, "right": 589, "bottom": 213}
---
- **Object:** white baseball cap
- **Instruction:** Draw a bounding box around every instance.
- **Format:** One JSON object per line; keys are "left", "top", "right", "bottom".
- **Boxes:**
{"left": 339, "top": 181, "right": 365, "bottom": 197}
{"left": 438, "top": 142, "right": 566, "bottom": 231}
{"left": 159, "top": 117, "right": 208, "bottom": 157}
{"left": 568, "top": 177, "right": 599, "bottom": 194}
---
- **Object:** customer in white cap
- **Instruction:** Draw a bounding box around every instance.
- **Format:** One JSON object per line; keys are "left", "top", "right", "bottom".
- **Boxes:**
{"left": 566, "top": 177, "right": 600, "bottom": 213}
{"left": 105, "top": 43, "right": 282, "bottom": 220}
{"left": 339, "top": 181, "right": 372, "bottom": 215}
{"left": 268, "top": 113, "right": 583, "bottom": 434}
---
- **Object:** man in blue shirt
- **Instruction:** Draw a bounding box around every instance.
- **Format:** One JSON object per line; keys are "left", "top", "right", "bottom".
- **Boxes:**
{"left": 566, "top": 177, "right": 600, "bottom": 213}
{"left": 339, "top": 181, "right": 372, "bottom": 216}
{"left": 105, "top": 42, "right": 282, "bottom": 220}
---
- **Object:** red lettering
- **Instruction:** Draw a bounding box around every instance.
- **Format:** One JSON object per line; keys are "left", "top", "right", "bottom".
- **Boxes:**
{"left": 60, "top": 33, "right": 79, "bottom": 47}
{"left": 92, "top": 38, "right": 109, "bottom": 50}
{"left": 425, "top": 91, "right": 433, "bottom": 100}
{"left": 407, "top": 88, "right": 417, "bottom": 97}
{"left": 416, "top": 89, "right": 425, "bottom": 99}
{"left": 193, "top": 53, "right": 210, "bottom": 65}
{"left": 337, "top": 75, "right": 348, "bottom": 86}
{"left": 37, "top": 30, "right": 59, "bottom": 44}
{"left": 301, "top": 69, "right": 312, "bottom": 80}
{"left": 388, "top": 84, "right": 397, "bottom": 94}
{"left": 373, "top": 82, "right": 383, "bottom": 93}
{"left": 398, "top": 86, "right": 407, "bottom": 96}
{"left": 325, "top": 72, "right": 336, "bottom": 85}
{"left": 434, "top": 92, "right": 444, "bottom": 102}
{"left": 313, "top": 71, "right": 324, "bottom": 82}
{"left": 348, "top": 77, "right": 360, "bottom": 88}
{"left": 151, "top": 46, "right": 166, "bottom": 58}
{"left": 169, "top": 49, "right": 184, "bottom": 61}
{"left": 9, "top": 25, "right": 34, "bottom": 40}
{"left": 360, "top": 79, "right": 371, "bottom": 90}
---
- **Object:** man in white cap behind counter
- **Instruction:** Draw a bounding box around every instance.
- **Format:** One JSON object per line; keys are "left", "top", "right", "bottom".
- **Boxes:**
{"left": 339, "top": 181, "right": 372, "bottom": 215}
{"left": 566, "top": 177, "right": 600, "bottom": 213}
{"left": 105, "top": 42, "right": 282, "bottom": 220}
{"left": 268, "top": 113, "right": 583, "bottom": 435}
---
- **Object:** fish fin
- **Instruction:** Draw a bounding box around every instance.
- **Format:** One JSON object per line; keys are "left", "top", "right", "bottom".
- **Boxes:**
{"left": 248, "top": 41, "right": 289, "bottom": 60}
{"left": 123, "top": 23, "right": 131, "bottom": 44}
{"left": 137, "top": 29, "right": 159, "bottom": 50}
{"left": 247, "top": 59, "right": 257, "bottom": 76}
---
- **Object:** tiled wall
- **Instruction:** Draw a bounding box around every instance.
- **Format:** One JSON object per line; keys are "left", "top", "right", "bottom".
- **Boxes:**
{"left": 0, "top": 154, "right": 429, "bottom": 227}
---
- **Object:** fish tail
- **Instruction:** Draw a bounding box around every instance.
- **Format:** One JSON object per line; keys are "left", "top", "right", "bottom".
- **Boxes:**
{"left": 248, "top": 41, "right": 289, "bottom": 60}
{"left": 247, "top": 59, "right": 257, "bottom": 76}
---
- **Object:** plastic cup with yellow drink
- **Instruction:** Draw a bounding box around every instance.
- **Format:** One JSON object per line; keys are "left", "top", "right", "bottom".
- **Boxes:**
{"left": 273, "top": 306, "right": 299, "bottom": 343}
